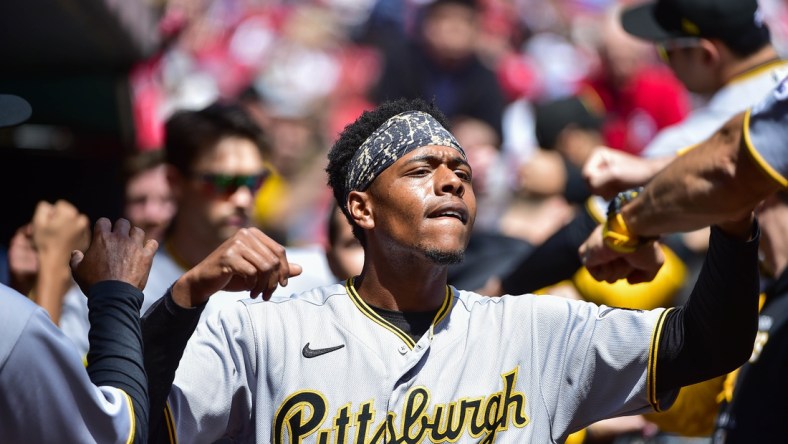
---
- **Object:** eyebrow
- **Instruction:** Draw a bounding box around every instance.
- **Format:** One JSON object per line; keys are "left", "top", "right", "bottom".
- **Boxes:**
{"left": 402, "top": 153, "right": 470, "bottom": 168}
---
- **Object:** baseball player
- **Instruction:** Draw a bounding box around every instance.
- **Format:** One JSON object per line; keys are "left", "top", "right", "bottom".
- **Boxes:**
{"left": 0, "top": 217, "right": 157, "bottom": 443}
{"left": 142, "top": 98, "right": 760, "bottom": 443}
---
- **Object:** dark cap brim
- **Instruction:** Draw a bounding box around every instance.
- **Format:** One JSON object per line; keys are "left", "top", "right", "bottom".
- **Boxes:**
{"left": 621, "top": 2, "right": 683, "bottom": 42}
{"left": 0, "top": 94, "right": 32, "bottom": 128}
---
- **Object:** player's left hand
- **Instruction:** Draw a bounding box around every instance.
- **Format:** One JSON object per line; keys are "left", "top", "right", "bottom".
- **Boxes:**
{"left": 579, "top": 224, "right": 665, "bottom": 284}
{"left": 70, "top": 218, "right": 158, "bottom": 293}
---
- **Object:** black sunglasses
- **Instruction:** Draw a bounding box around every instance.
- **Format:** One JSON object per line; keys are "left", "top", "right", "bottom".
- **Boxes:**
{"left": 194, "top": 171, "right": 270, "bottom": 197}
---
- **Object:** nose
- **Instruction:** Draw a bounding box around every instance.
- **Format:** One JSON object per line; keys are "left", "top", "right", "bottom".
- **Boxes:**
{"left": 229, "top": 185, "right": 255, "bottom": 209}
{"left": 437, "top": 165, "right": 465, "bottom": 198}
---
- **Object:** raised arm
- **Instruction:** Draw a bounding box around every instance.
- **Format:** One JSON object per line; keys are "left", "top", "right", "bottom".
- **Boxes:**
{"left": 142, "top": 227, "right": 302, "bottom": 443}
{"left": 70, "top": 217, "right": 158, "bottom": 444}
{"left": 622, "top": 113, "right": 779, "bottom": 238}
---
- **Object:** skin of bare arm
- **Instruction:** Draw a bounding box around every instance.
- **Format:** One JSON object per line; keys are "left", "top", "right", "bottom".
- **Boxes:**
{"left": 623, "top": 112, "right": 779, "bottom": 237}
{"left": 580, "top": 112, "right": 767, "bottom": 283}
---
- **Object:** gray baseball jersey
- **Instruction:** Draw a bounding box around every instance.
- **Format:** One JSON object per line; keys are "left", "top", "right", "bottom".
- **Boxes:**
{"left": 744, "top": 73, "right": 788, "bottom": 188}
{"left": 165, "top": 281, "right": 675, "bottom": 443}
{"left": 0, "top": 284, "right": 135, "bottom": 443}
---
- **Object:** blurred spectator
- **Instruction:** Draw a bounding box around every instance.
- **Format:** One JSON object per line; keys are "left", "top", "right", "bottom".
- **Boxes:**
{"left": 445, "top": 116, "right": 533, "bottom": 292}
{"left": 58, "top": 101, "right": 272, "bottom": 355}
{"left": 141, "top": 102, "right": 270, "bottom": 314}
{"left": 580, "top": 6, "right": 691, "bottom": 155}
{"left": 520, "top": 94, "right": 604, "bottom": 204}
{"left": 122, "top": 149, "right": 176, "bottom": 244}
{"left": 372, "top": 0, "right": 506, "bottom": 140}
{"left": 449, "top": 115, "right": 511, "bottom": 232}
{"left": 325, "top": 202, "right": 364, "bottom": 281}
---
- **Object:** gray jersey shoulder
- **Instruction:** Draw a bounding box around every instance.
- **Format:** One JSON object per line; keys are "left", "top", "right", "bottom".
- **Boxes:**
{"left": 0, "top": 284, "right": 135, "bottom": 443}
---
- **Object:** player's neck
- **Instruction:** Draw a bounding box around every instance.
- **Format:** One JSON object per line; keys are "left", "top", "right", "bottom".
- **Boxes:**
{"left": 354, "top": 255, "right": 448, "bottom": 312}
{"left": 721, "top": 46, "right": 780, "bottom": 86}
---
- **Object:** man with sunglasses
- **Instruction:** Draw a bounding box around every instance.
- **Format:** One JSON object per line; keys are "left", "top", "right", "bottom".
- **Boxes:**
{"left": 137, "top": 102, "right": 274, "bottom": 318}
{"left": 59, "top": 102, "right": 271, "bottom": 339}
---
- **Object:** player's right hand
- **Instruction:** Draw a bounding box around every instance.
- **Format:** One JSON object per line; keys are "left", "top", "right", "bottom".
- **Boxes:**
{"left": 172, "top": 227, "right": 302, "bottom": 307}
{"left": 70, "top": 218, "right": 158, "bottom": 293}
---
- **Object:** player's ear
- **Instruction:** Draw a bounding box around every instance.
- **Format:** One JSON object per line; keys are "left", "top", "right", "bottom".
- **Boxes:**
{"left": 348, "top": 191, "right": 374, "bottom": 231}
{"left": 699, "top": 38, "right": 720, "bottom": 66}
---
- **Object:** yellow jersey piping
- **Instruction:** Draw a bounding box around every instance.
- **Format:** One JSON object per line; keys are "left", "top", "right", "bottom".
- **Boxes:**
{"left": 345, "top": 278, "right": 453, "bottom": 349}
{"left": 164, "top": 402, "right": 178, "bottom": 444}
{"left": 742, "top": 108, "right": 788, "bottom": 187}
{"left": 647, "top": 307, "right": 673, "bottom": 411}
{"left": 120, "top": 390, "right": 135, "bottom": 444}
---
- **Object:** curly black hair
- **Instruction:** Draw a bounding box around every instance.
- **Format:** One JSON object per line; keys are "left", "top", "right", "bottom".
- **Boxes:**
{"left": 326, "top": 97, "right": 451, "bottom": 244}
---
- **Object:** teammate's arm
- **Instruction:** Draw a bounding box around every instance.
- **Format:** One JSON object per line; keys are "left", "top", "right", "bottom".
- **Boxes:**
{"left": 622, "top": 112, "right": 778, "bottom": 238}
{"left": 71, "top": 217, "right": 158, "bottom": 444}
{"left": 142, "top": 227, "right": 301, "bottom": 443}
{"left": 0, "top": 218, "right": 156, "bottom": 444}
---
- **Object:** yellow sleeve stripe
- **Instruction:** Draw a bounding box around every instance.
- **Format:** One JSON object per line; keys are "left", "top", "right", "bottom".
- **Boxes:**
{"left": 647, "top": 307, "right": 673, "bottom": 411}
{"left": 118, "top": 389, "right": 135, "bottom": 444}
{"left": 742, "top": 108, "right": 788, "bottom": 188}
{"left": 164, "top": 402, "right": 178, "bottom": 444}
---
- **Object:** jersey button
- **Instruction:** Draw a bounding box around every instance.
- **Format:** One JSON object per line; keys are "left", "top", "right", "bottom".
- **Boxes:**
{"left": 398, "top": 345, "right": 408, "bottom": 354}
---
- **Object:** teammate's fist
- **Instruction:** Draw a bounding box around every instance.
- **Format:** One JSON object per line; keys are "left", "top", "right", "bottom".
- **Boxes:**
{"left": 582, "top": 147, "right": 660, "bottom": 200}
{"left": 171, "top": 227, "right": 303, "bottom": 308}
{"left": 70, "top": 218, "right": 158, "bottom": 294}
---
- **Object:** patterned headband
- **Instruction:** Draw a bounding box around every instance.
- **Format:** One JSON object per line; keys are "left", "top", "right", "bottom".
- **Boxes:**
{"left": 344, "top": 111, "right": 465, "bottom": 201}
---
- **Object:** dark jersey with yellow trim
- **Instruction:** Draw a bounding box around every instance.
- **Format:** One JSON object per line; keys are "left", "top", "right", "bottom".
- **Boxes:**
{"left": 713, "top": 269, "right": 788, "bottom": 443}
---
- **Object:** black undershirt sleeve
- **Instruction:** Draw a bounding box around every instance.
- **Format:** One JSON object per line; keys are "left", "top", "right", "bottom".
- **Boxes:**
{"left": 501, "top": 209, "right": 597, "bottom": 294}
{"left": 85, "top": 280, "right": 148, "bottom": 444}
{"left": 655, "top": 223, "right": 760, "bottom": 394}
{"left": 142, "top": 288, "right": 206, "bottom": 444}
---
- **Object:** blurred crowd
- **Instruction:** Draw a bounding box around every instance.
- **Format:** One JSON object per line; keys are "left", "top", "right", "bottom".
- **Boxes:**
{"left": 4, "top": 0, "right": 788, "bottom": 442}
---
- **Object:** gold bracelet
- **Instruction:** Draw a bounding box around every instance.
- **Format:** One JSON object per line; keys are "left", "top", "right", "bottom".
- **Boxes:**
{"left": 602, "top": 187, "right": 655, "bottom": 253}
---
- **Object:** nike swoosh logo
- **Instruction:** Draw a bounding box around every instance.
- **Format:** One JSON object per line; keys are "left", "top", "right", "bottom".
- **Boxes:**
{"left": 302, "top": 342, "right": 345, "bottom": 358}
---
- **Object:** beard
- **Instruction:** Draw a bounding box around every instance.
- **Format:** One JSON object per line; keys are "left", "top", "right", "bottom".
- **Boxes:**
{"left": 423, "top": 248, "right": 465, "bottom": 265}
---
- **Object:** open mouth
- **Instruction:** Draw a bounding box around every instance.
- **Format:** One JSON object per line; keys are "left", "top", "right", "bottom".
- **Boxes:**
{"left": 428, "top": 204, "right": 469, "bottom": 224}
